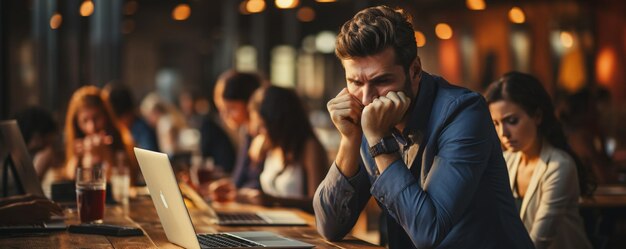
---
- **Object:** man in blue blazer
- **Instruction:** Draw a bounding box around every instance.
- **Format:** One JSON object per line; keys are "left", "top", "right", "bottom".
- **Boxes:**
{"left": 313, "top": 5, "right": 534, "bottom": 248}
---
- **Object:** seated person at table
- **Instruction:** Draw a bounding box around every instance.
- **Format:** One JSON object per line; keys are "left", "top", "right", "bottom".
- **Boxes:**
{"left": 199, "top": 71, "right": 262, "bottom": 174}
{"left": 238, "top": 86, "right": 328, "bottom": 213}
{"left": 103, "top": 82, "right": 159, "bottom": 152}
{"left": 13, "top": 107, "right": 63, "bottom": 182}
{"left": 313, "top": 6, "right": 533, "bottom": 248}
{"left": 206, "top": 71, "right": 264, "bottom": 199}
{"left": 0, "top": 194, "right": 63, "bottom": 225}
{"left": 486, "top": 71, "right": 594, "bottom": 249}
{"left": 62, "top": 86, "right": 138, "bottom": 184}
{"left": 140, "top": 92, "right": 193, "bottom": 156}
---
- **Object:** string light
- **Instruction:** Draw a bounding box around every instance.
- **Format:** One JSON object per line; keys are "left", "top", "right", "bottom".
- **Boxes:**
{"left": 246, "top": 0, "right": 266, "bottom": 14}
{"left": 466, "top": 0, "right": 485, "bottom": 11}
{"left": 275, "top": 0, "right": 298, "bottom": 9}
{"left": 172, "top": 4, "right": 191, "bottom": 21}
{"left": 509, "top": 7, "right": 525, "bottom": 24}
{"left": 50, "top": 12, "right": 63, "bottom": 29}
{"left": 435, "top": 23, "right": 453, "bottom": 40}
{"left": 297, "top": 7, "right": 315, "bottom": 22}
{"left": 80, "top": 0, "right": 94, "bottom": 17}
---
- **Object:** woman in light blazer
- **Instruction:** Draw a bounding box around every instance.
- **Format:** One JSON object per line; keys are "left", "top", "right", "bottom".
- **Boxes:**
{"left": 485, "top": 72, "right": 594, "bottom": 249}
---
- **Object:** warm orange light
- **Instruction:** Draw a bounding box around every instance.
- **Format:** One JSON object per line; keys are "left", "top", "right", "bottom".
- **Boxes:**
{"left": 509, "top": 7, "right": 525, "bottom": 24}
{"left": 466, "top": 0, "right": 485, "bottom": 10}
{"left": 435, "top": 23, "right": 453, "bottom": 40}
{"left": 439, "top": 39, "right": 461, "bottom": 85}
{"left": 558, "top": 49, "right": 586, "bottom": 93}
{"left": 246, "top": 0, "right": 266, "bottom": 14}
{"left": 315, "top": 0, "right": 336, "bottom": 2}
{"left": 596, "top": 47, "right": 616, "bottom": 86}
{"left": 297, "top": 7, "right": 315, "bottom": 22}
{"left": 275, "top": 0, "right": 298, "bottom": 9}
{"left": 50, "top": 12, "right": 63, "bottom": 29}
{"left": 124, "top": 0, "right": 139, "bottom": 15}
{"left": 172, "top": 4, "right": 191, "bottom": 21}
{"left": 80, "top": 0, "right": 94, "bottom": 17}
{"left": 560, "top": 31, "right": 574, "bottom": 48}
{"left": 414, "top": 31, "right": 426, "bottom": 47}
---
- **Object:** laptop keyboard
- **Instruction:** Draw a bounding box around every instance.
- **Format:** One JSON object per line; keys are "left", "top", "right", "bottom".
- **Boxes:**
{"left": 217, "top": 213, "right": 267, "bottom": 224}
{"left": 197, "top": 233, "right": 263, "bottom": 248}
{"left": 0, "top": 223, "right": 44, "bottom": 228}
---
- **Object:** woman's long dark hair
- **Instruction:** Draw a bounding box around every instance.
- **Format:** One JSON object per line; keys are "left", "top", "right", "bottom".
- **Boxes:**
{"left": 249, "top": 86, "right": 316, "bottom": 166}
{"left": 485, "top": 71, "right": 595, "bottom": 196}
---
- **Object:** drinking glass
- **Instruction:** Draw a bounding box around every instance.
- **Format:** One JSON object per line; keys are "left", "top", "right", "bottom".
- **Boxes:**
{"left": 111, "top": 166, "right": 130, "bottom": 205}
{"left": 76, "top": 167, "right": 106, "bottom": 223}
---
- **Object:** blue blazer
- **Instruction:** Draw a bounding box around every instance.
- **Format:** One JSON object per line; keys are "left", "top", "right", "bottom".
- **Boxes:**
{"left": 313, "top": 72, "right": 534, "bottom": 248}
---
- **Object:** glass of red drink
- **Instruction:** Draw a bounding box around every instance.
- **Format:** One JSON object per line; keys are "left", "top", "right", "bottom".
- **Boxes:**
{"left": 76, "top": 167, "right": 107, "bottom": 223}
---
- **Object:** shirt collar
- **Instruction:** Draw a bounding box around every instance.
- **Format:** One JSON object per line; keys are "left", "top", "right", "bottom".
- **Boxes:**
{"left": 400, "top": 72, "right": 437, "bottom": 146}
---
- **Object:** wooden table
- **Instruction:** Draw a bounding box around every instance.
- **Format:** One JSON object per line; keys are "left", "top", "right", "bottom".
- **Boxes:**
{"left": 580, "top": 184, "right": 626, "bottom": 208}
{"left": 0, "top": 196, "right": 382, "bottom": 248}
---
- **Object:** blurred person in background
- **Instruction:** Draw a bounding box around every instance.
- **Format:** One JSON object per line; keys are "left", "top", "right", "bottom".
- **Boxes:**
{"left": 13, "top": 107, "right": 63, "bottom": 181}
{"left": 206, "top": 71, "right": 263, "bottom": 200}
{"left": 240, "top": 86, "right": 328, "bottom": 213}
{"left": 13, "top": 107, "right": 64, "bottom": 196}
{"left": 178, "top": 88, "right": 204, "bottom": 130}
{"left": 63, "top": 86, "right": 138, "bottom": 184}
{"left": 140, "top": 92, "right": 191, "bottom": 155}
{"left": 103, "top": 83, "right": 159, "bottom": 152}
{"left": 486, "top": 72, "right": 593, "bottom": 249}
{"left": 557, "top": 87, "right": 616, "bottom": 183}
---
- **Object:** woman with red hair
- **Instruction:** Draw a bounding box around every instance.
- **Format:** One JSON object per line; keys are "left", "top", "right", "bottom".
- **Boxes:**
{"left": 63, "top": 86, "right": 138, "bottom": 184}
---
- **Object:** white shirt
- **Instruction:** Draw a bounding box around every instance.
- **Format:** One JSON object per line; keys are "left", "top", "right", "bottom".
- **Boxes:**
{"left": 259, "top": 149, "right": 304, "bottom": 198}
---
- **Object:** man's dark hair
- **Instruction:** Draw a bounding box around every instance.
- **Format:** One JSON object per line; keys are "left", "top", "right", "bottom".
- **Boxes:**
{"left": 13, "top": 106, "right": 58, "bottom": 143}
{"left": 103, "top": 83, "right": 135, "bottom": 116}
{"left": 220, "top": 71, "right": 262, "bottom": 102}
{"left": 335, "top": 5, "right": 417, "bottom": 69}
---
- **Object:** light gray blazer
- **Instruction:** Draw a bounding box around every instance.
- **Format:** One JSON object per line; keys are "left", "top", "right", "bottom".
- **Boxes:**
{"left": 505, "top": 142, "right": 592, "bottom": 249}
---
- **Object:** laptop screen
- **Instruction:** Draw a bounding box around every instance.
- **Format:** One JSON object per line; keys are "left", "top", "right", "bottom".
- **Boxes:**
{"left": 0, "top": 120, "right": 45, "bottom": 197}
{"left": 134, "top": 147, "right": 202, "bottom": 249}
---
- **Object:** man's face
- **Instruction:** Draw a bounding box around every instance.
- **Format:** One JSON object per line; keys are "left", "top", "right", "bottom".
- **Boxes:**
{"left": 221, "top": 100, "right": 249, "bottom": 128}
{"left": 342, "top": 47, "right": 419, "bottom": 106}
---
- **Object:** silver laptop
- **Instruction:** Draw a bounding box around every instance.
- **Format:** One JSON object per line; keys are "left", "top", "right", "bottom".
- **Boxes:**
{"left": 134, "top": 147, "right": 314, "bottom": 249}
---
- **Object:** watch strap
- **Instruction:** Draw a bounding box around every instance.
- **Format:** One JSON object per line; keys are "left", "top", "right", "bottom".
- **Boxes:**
{"left": 368, "top": 136, "right": 399, "bottom": 157}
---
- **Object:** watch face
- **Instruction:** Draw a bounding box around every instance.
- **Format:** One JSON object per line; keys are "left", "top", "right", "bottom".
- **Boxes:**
{"left": 382, "top": 137, "right": 400, "bottom": 152}
{"left": 369, "top": 136, "right": 400, "bottom": 157}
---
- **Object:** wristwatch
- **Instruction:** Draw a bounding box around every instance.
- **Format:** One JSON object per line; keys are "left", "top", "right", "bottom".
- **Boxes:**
{"left": 368, "top": 136, "right": 400, "bottom": 158}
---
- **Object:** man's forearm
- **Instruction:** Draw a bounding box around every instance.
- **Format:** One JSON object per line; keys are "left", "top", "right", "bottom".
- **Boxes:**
{"left": 335, "top": 137, "right": 362, "bottom": 177}
{"left": 313, "top": 163, "right": 371, "bottom": 241}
